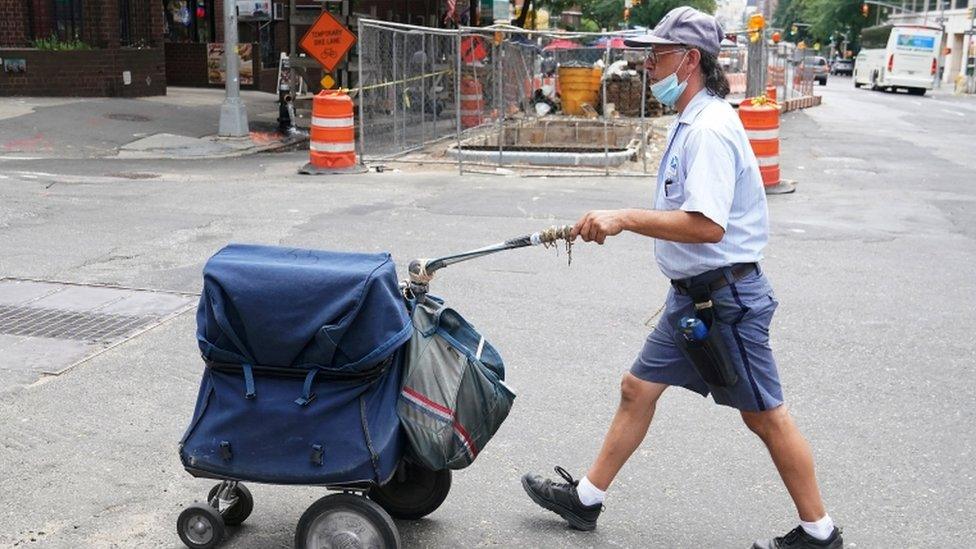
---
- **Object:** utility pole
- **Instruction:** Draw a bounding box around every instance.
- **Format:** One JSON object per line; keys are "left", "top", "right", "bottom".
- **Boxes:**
{"left": 218, "top": 0, "right": 250, "bottom": 137}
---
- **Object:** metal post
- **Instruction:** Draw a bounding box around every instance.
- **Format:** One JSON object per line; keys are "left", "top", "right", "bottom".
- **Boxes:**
{"left": 746, "top": 29, "right": 766, "bottom": 97}
{"left": 640, "top": 53, "right": 648, "bottom": 174}
{"left": 402, "top": 33, "right": 408, "bottom": 149}
{"left": 218, "top": 0, "right": 249, "bottom": 136}
{"left": 358, "top": 20, "right": 367, "bottom": 166}
{"left": 496, "top": 37, "right": 503, "bottom": 167}
{"left": 602, "top": 40, "right": 610, "bottom": 177}
{"left": 392, "top": 34, "right": 399, "bottom": 151}
{"left": 421, "top": 33, "right": 427, "bottom": 147}
{"left": 455, "top": 32, "right": 463, "bottom": 175}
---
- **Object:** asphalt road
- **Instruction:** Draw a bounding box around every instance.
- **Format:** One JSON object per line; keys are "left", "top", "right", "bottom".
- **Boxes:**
{"left": 1, "top": 76, "right": 974, "bottom": 548}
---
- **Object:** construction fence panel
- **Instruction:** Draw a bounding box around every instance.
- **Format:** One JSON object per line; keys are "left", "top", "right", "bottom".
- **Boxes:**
{"left": 358, "top": 21, "right": 460, "bottom": 161}
{"left": 357, "top": 21, "right": 664, "bottom": 175}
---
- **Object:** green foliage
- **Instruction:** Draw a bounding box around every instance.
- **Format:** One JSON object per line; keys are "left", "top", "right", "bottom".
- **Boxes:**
{"left": 776, "top": 0, "right": 875, "bottom": 51}
{"left": 579, "top": 17, "right": 602, "bottom": 32}
{"left": 630, "top": 0, "right": 717, "bottom": 29}
{"left": 31, "top": 35, "right": 92, "bottom": 51}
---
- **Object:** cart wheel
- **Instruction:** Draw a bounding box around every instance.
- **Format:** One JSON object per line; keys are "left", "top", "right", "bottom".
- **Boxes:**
{"left": 295, "top": 493, "right": 400, "bottom": 549}
{"left": 368, "top": 462, "right": 451, "bottom": 520}
{"left": 177, "top": 503, "right": 225, "bottom": 549}
{"left": 208, "top": 482, "right": 254, "bottom": 526}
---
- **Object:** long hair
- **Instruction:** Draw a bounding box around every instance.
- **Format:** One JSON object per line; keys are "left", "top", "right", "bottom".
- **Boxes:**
{"left": 698, "top": 49, "right": 730, "bottom": 98}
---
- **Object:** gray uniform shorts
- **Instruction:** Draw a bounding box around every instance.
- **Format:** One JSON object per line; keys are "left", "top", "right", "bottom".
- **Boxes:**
{"left": 630, "top": 269, "right": 783, "bottom": 412}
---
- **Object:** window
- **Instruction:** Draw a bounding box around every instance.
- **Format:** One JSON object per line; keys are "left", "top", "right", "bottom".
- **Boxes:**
{"left": 119, "top": 0, "right": 131, "bottom": 45}
{"left": 52, "top": 0, "right": 84, "bottom": 40}
{"left": 954, "top": 0, "right": 967, "bottom": 9}
{"left": 164, "top": 0, "right": 215, "bottom": 43}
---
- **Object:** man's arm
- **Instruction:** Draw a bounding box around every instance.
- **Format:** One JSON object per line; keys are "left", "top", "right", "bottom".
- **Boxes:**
{"left": 572, "top": 208, "right": 725, "bottom": 245}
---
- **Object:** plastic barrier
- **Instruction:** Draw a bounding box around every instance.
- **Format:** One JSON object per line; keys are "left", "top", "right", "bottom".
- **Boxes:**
{"left": 460, "top": 76, "right": 485, "bottom": 129}
{"left": 558, "top": 66, "right": 601, "bottom": 115}
{"left": 308, "top": 90, "right": 356, "bottom": 169}
{"left": 738, "top": 96, "right": 780, "bottom": 188}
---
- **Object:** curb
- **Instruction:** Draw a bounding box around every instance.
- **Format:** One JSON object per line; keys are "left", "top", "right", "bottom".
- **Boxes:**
{"left": 113, "top": 132, "right": 309, "bottom": 161}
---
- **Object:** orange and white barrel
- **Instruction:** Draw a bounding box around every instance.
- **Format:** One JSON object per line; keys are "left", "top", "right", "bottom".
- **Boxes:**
{"left": 765, "top": 85, "right": 777, "bottom": 102}
{"left": 738, "top": 97, "right": 780, "bottom": 187}
{"left": 460, "top": 76, "right": 484, "bottom": 129}
{"left": 309, "top": 90, "right": 356, "bottom": 169}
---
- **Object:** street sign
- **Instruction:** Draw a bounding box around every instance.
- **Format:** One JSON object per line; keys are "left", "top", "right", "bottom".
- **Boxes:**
{"left": 299, "top": 11, "right": 356, "bottom": 72}
{"left": 321, "top": 74, "right": 336, "bottom": 89}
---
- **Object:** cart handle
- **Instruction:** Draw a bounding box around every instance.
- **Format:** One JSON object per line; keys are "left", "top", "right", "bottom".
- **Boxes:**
{"left": 408, "top": 225, "right": 573, "bottom": 285}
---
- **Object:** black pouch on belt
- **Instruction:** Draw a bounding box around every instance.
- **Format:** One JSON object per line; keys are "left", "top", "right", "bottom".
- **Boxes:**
{"left": 675, "top": 284, "right": 739, "bottom": 387}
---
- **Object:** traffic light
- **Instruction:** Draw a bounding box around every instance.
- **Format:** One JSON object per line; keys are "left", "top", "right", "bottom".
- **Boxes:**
{"left": 791, "top": 24, "right": 798, "bottom": 35}
{"left": 862, "top": 3, "right": 869, "bottom": 17}
{"left": 968, "top": 6, "right": 974, "bottom": 20}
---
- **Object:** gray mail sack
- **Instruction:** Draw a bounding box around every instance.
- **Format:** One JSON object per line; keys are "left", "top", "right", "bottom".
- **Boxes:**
{"left": 397, "top": 296, "right": 515, "bottom": 470}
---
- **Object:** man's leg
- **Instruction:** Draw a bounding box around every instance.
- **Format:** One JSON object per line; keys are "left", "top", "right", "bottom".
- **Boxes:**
{"left": 741, "top": 405, "right": 825, "bottom": 522}
{"left": 520, "top": 373, "right": 669, "bottom": 531}
{"left": 585, "top": 373, "right": 668, "bottom": 490}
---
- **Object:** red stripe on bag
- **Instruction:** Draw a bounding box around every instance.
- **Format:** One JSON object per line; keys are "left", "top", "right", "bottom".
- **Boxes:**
{"left": 452, "top": 420, "right": 478, "bottom": 458}
{"left": 403, "top": 386, "right": 454, "bottom": 419}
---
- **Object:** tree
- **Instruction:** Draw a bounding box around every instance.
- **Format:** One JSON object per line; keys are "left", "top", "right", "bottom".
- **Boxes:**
{"left": 630, "top": 0, "right": 717, "bottom": 29}
{"left": 775, "top": 0, "right": 876, "bottom": 52}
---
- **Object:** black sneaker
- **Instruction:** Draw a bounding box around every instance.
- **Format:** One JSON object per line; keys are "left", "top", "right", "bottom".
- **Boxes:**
{"left": 752, "top": 525, "right": 844, "bottom": 549}
{"left": 521, "top": 466, "right": 603, "bottom": 531}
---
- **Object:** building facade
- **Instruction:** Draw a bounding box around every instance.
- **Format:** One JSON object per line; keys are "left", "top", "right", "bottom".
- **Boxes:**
{"left": 0, "top": 0, "right": 167, "bottom": 96}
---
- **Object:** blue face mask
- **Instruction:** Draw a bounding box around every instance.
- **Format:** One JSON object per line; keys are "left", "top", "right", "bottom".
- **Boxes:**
{"left": 650, "top": 52, "right": 689, "bottom": 108}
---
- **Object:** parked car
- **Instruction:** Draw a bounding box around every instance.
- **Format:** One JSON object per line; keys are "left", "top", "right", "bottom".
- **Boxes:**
{"left": 831, "top": 58, "right": 854, "bottom": 76}
{"left": 802, "top": 56, "right": 830, "bottom": 85}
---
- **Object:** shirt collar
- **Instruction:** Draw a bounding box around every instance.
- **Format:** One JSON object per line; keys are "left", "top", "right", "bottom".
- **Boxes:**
{"left": 676, "top": 88, "right": 712, "bottom": 125}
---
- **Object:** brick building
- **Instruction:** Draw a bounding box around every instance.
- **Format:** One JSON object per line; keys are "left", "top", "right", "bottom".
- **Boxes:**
{"left": 0, "top": 0, "right": 458, "bottom": 97}
{"left": 0, "top": 0, "right": 167, "bottom": 96}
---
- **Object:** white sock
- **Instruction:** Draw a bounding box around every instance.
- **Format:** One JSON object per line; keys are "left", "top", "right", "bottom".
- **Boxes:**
{"left": 575, "top": 476, "right": 606, "bottom": 507}
{"left": 800, "top": 514, "right": 835, "bottom": 541}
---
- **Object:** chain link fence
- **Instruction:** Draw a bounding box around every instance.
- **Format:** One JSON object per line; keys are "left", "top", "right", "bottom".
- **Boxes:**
{"left": 356, "top": 20, "right": 662, "bottom": 175}
{"left": 766, "top": 44, "right": 816, "bottom": 102}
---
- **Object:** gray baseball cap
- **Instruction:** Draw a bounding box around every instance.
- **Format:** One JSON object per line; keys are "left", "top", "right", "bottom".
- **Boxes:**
{"left": 624, "top": 6, "right": 724, "bottom": 56}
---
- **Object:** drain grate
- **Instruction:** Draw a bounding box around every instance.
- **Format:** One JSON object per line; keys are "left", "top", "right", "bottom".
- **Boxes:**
{"left": 0, "top": 304, "right": 158, "bottom": 343}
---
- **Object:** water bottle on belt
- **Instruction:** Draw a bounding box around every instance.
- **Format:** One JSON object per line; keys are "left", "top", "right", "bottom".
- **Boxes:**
{"left": 679, "top": 316, "right": 708, "bottom": 341}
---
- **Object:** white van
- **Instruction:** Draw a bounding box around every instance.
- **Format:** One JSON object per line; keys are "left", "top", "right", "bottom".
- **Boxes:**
{"left": 854, "top": 24, "right": 942, "bottom": 95}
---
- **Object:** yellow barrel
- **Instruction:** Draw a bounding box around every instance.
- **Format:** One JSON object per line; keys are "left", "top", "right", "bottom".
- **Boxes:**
{"left": 558, "top": 66, "right": 602, "bottom": 115}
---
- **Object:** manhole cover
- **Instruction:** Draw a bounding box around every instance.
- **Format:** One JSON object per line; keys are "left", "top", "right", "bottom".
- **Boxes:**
{"left": 106, "top": 172, "right": 161, "bottom": 180}
{"left": 104, "top": 113, "right": 152, "bottom": 122}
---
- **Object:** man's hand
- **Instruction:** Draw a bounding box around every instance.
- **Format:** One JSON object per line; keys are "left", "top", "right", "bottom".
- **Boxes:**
{"left": 570, "top": 208, "right": 725, "bottom": 245}
{"left": 572, "top": 210, "right": 628, "bottom": 245}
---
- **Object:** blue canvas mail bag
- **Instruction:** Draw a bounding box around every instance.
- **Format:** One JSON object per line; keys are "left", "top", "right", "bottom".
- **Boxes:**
{"left": 180, "top": 244, "right": 411, "bottom": 485}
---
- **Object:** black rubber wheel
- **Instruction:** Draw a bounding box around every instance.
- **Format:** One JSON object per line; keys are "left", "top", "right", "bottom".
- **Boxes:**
{"left": 177, "top": 503, "right": 225, "bottom": 549}
{"left": 208, "top": 483, "right": 254, "bottom": 526}
{"left": 295, "top": 493, "right": 400, "bottom": 549}
{"left": 368, "top": 462, "right": 452, "bottom": 520}
{"left": 908, "top": 87, "right": 926, "bottom": 96}
{"left": 853, "top": 80, "right": 863, "bottom": 88}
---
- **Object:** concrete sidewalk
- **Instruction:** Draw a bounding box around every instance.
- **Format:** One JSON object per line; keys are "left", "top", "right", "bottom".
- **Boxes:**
{"left": 0, "top": 87, "right": 307, "bottom": 161}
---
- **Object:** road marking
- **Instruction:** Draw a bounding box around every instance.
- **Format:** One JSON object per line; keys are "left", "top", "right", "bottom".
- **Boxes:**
{"left": 941, "top": 108, "right": 965, "bottom": 117}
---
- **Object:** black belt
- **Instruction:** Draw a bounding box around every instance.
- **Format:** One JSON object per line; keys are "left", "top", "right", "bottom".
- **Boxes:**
{"left": 671, "top": 263, "right": 758, "bottom": 296}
